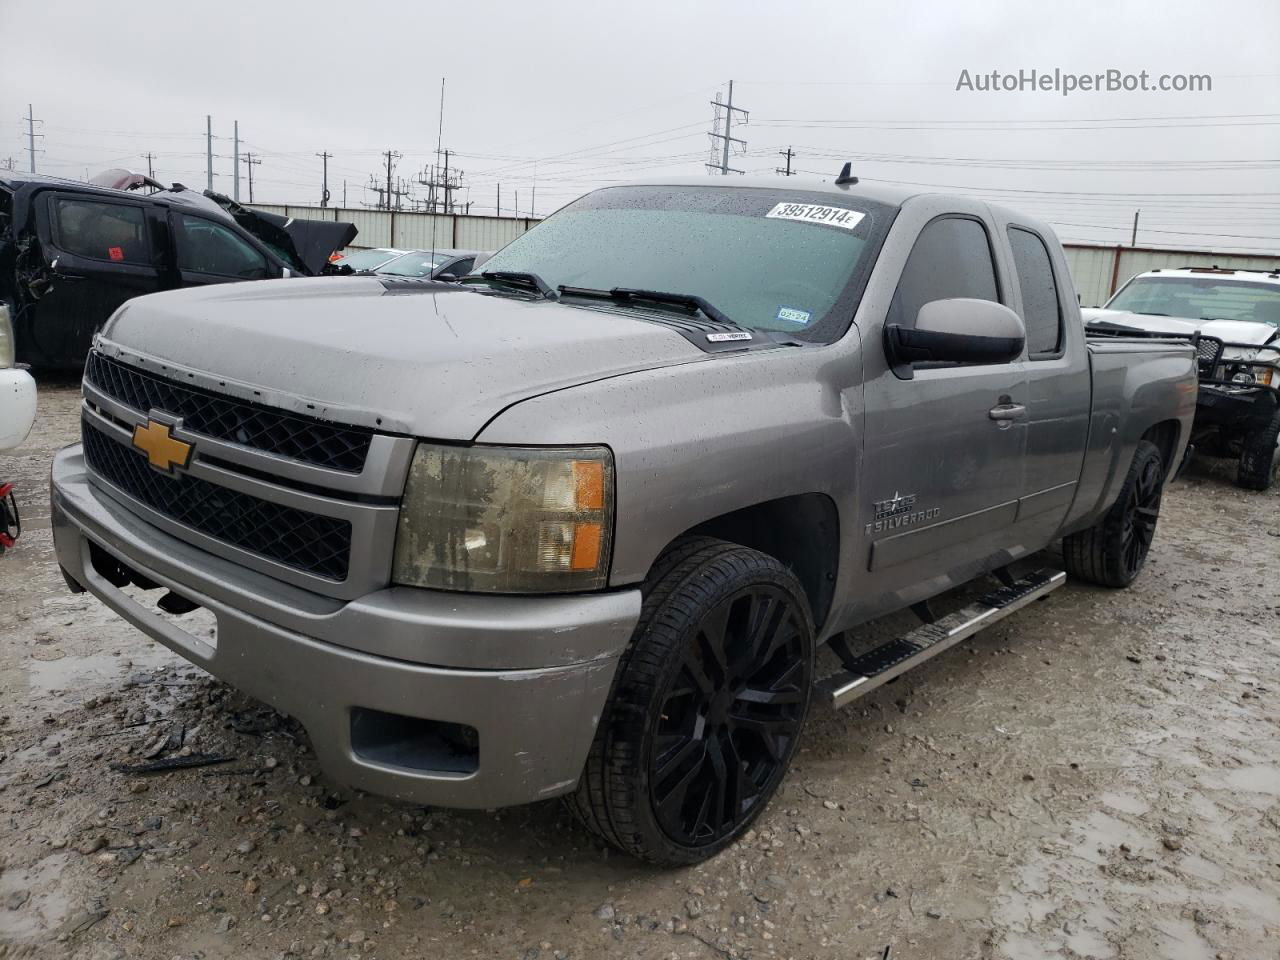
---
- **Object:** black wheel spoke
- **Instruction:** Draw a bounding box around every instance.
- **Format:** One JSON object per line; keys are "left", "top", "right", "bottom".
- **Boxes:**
{"left": 647, "top": 577, "right": 811, "bottom": 850}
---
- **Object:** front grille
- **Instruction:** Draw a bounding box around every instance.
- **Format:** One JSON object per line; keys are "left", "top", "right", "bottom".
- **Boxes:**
{"left": 83, "top": 423, "right": 352, "bottom": 581}
{"left": 85, "top": 352, "right": 373, "bottom": 473}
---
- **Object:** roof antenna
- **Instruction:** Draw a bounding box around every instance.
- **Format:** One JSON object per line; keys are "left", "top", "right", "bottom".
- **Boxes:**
{"left": 835, "top": 162, "right": 858, "bottom": 185}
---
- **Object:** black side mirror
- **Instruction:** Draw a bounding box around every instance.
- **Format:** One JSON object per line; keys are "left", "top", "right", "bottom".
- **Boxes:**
{"left": 885, "top": 298, "right": 1025, "bottom": 378}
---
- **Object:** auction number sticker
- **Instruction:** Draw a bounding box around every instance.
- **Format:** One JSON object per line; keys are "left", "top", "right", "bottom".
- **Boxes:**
{"left": 765, "top": 202, "right": 865, "bottom": 231}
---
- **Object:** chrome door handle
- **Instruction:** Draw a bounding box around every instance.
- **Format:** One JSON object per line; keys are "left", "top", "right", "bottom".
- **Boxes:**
{"left": 988, "top": 403, "right": 1027, "bottom": 421}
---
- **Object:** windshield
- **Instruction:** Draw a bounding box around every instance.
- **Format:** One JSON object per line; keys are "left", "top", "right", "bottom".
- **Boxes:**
{"left": 378, "top": 252, "right": 449, "bottom": 277}
{"left": 1107, "top": 276, "right": 1280, "bottom": 328}
{"left": 473, "top": 185, "right": 894, "bottom": 343}
{"left": 334, "top": 248, "right": 401, "bottom": 272}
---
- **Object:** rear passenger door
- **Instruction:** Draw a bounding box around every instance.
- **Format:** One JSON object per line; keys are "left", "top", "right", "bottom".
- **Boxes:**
{"left": 1002, "top": 224, "right": 1090, "bottom": 541}
{"left": 172, "top": 213, "right": 276, "bottom": 287}
{"left": 860, "top": 213, "right": 1028, "bottom": 592}
{"left": 31, "top": 192, "right": 166, "bottom": 366}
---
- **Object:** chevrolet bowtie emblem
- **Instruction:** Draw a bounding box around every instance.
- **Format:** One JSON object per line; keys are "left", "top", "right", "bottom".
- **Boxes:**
{"left": 131, "top": 419, "right": 193, "bottom": 472}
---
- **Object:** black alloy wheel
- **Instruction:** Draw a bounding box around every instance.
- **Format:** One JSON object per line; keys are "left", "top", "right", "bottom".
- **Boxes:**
{"left": 649, "top": 583, "right": 809, "bottom": 847}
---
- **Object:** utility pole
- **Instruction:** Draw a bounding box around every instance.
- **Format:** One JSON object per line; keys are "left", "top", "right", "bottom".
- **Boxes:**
{"left": 776, "top": 147, "right": 796, "bottom": 176}
{"left": 1131, "top": 209, "right": 1140, "bottom": 247}
{"left": 531, "top": 160, "right": 537, "bottom": 219}
{"left": 343, "top": 179, "right": 347, "bottom": 207}
{"left": 233, "top": 120, "right": 241, "bottom": 201}
{"left": 241, "top": 153, "right": 261, "bottom": 203}
{"left": 0, "top": 157, "right": 16, "bottom": 172}
{"left": 706, "top": 81, "right": 748, "bottom": 175}
{"left": 384, "top": 150, "right": 398, "bottom": 211}
{"left": 206, "top": 115, "right": 213, "bottom": 191}
{"left": 317, "top": 151, "right": 332, "bottom": 207}
{"left": 24, "top": 104, "right": 41, "bottom": 173}
{"left": 142, "top": 152, "right": 155, "bottom": 179}
{"left": 496, "top": 183, "right": 501, "bottom": 217}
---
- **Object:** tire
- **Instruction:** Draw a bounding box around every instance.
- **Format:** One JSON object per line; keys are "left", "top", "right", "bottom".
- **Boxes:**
{"left": 1063, "top": 440, "right": 1165, "bottom": 588}
{"left": 1237, "top": 409, "right": 1280, "bottom": 491}
{"left": 570, "top": 538, "right": 815, "bottom": 865}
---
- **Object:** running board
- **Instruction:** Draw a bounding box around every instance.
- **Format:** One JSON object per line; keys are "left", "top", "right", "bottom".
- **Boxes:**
{"left": 816, "top": 569, "right": 1067, "bottom": 710}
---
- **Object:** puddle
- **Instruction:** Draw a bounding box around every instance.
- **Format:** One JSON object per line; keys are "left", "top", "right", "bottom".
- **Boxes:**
{"left": 0, "top": 854, "right": 72, "bottom": 942}
{"left": 25, "top": 647, "right": 181, "bottom": 700}
{"left": 1099, "top": 791, "right": 1150, "bottom": 817}
{"left": 1199, "top": 765, "right": 1280, "bottom": 796}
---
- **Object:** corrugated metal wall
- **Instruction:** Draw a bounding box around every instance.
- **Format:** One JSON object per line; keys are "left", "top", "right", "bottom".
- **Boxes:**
{"left": 1064, "top": 244, "right": 1280, "bottom": 307}
{"left": 248, "top": 204, "right": 538, "bottom": 255}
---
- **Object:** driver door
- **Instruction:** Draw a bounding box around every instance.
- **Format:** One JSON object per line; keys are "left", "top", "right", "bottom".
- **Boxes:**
{"left": 171, "top": 213, "right": 276, "bottom": 288}
{"left": 859, "top": 214, "right": 1029, "bottom": 599}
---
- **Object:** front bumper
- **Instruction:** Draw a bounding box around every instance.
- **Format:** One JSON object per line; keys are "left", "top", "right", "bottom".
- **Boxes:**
{"left": 51, "top": 444, "right": 642, "bottom": 808}
{"left": 1195, "top": 382, "right": 1279, "bottom": 430}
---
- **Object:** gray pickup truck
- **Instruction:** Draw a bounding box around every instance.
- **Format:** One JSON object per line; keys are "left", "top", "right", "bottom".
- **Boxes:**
{"left": 50, "top": 176, "right": 1196, "bottom": 865}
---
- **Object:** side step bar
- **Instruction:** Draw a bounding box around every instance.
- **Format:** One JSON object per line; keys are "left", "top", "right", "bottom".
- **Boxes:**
{"left": 816, "top": 569, "right": 1066, "bottom": 710}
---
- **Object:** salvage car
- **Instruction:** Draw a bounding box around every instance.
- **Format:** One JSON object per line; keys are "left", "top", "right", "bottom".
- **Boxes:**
{"left": 0, "top": 303, "right": 36, "bottom": 553}
{"left": 1084, "top": 266, "right": 1280, "bottom": 489}
{"left": 374, "top": 249, "right": 490, "bottom": 282}
{"left": 50, "top": 176, "right": 1196, "bottom": 865}
{"left": 0, "top": 171, "right": 357, "bottom": 369}
{"left": 328, "top": 247, "right": 410, "bottom": 274}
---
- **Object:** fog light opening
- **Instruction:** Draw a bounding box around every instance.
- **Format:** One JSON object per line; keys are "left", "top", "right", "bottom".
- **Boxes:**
{"left": 350, "top": 707, "right": 479, "bottom": 775}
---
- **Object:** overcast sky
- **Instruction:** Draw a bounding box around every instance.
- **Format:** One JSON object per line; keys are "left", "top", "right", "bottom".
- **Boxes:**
{"left": 2, "top": 0, "right": 1278, "bottom": 253}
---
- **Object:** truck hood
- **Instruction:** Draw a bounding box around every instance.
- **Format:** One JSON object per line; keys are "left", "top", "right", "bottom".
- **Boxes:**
{"left": 1082, "top": 308, "right": 1279, "bottom": 348}
{"left": 99, "top": 277, "right": 708, "bottom": 439}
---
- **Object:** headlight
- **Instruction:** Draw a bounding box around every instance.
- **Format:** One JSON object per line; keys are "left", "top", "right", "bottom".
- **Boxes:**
{"left": 392, "top": 443, "right": 614, "bottom": 593}
{"left": 0, "top": 303, "right": 14, "bottom": 369}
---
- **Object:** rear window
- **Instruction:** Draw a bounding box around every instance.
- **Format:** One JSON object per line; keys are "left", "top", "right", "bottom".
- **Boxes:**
{"left": 53, "top": 198, "right": 153, "bottom": 265}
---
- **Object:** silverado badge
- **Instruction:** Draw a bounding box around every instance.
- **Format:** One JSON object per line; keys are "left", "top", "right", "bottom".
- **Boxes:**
{"left": 866, "top": 490, "right": 940, "bottom": 535}
{"left": 131, "top": 419, "right": 193, "bottom": 473}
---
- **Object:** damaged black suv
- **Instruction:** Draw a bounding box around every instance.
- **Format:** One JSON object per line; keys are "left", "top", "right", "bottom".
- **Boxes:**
{"left": 0, "top": 170, "right": 356, "bottom": 369}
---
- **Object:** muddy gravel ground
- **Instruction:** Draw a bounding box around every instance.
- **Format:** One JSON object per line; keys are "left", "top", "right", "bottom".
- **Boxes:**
{"left": 1, "top": 383, "right": 1278, "bottom": 960}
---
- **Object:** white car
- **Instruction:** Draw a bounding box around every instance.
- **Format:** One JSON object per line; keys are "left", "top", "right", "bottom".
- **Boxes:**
{"left": 1, "top": 303, "right": 37, "bottom": 551}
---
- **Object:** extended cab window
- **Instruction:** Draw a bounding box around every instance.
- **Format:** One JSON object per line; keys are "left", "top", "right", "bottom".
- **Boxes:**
{"left": 889, "top": 217, "right": 999, "bottom": 329}
{"left": 1008, "top": 227, "right": 1062, "bottom": 356}
{"left": 176, "top": 215, "right": 269, "bottom": 279}
{"left": 54, "top": 198, "right": 153, "bottom": 265}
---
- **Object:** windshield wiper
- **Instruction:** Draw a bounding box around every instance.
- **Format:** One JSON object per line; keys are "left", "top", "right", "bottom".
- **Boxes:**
{"left": 472, "top": 271, "right": 559, "bottom": 300}
{"left": 557, "top": 285, "right": 738, "bottom": 328}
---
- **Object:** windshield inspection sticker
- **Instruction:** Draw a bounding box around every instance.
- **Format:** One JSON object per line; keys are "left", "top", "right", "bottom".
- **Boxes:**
{"left": 765, "top": 202, "right": 865, "bottom": 231}
{"left": 776, "top": 306, "right": 812, "bottom": 325}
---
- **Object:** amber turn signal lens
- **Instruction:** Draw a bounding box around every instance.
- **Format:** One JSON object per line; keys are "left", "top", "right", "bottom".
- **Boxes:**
{"left": 574, "top": 460, "right": 605, "bottom": 510}
{"left": 570, "top": 521, "right": 603, "bottom": 570}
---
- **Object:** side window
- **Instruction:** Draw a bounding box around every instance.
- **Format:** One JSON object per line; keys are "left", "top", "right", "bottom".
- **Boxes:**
{"left": 54, "top": 198, "right": 153, "bottom": 265}
{"left": 176, "top": 216, "right": 269, "bottom": 279}
{"left": 889, "top": 217, "right": 1000, "bottom": 329}
{"left": 440, "top": 257, "right": 473, "bottom": 279}
{"left": 1007, "top": 227, "right": 1062, "bottom": 356}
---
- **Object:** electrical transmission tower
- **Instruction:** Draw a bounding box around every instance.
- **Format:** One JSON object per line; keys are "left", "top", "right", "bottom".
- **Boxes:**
{"left": 24, "top": 104, "right": 43, "bottom": 173}
{"left": 417, "top": 148, "right": 466, "bottom": 214}
{"left": 777, "top": 147, "right": 796, "bottom": 176}
{"left": 367, "top": 151, "right": 411, "bottom": 210}
{"left": 706, "top": 81, "right": 748, "bottom": 175}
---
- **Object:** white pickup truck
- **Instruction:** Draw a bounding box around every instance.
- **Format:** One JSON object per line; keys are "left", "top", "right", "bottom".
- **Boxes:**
{"left": 1084, "top": 266, "right": 1280, "bottom": 489}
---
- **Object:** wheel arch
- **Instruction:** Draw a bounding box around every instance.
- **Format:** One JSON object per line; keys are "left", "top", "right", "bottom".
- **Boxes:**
{"left": 651, "top": 493, "right": 840, "bottom": 634}
{"left": 1141, "top": 419, "right": 1182, "bottom": 473}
